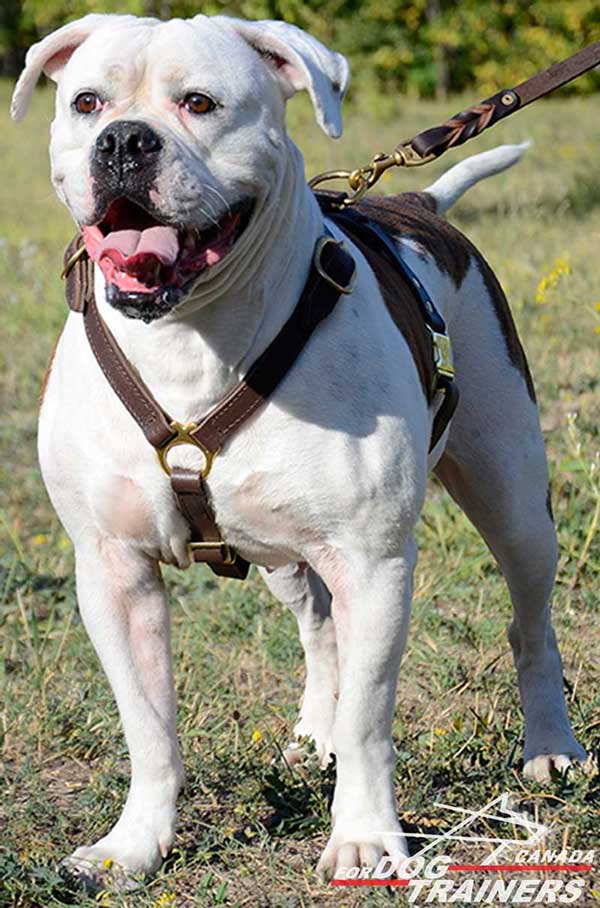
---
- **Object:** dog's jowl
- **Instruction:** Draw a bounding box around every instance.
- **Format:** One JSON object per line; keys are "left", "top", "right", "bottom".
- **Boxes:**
{"left": 12, "top": 12, "right": 586, "bottom": 887}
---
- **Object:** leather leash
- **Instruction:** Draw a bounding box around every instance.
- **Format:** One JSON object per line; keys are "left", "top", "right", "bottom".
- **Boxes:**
{"left": 310, "top": 39, "right": 600, "bottom": 205}
{"left": 411, "top": 39, "right": 600, "bottom": 159}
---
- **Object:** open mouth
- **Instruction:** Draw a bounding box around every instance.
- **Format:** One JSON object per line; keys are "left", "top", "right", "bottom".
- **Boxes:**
{"left": 82, "top": 196, "right": 254, "bottom": 320}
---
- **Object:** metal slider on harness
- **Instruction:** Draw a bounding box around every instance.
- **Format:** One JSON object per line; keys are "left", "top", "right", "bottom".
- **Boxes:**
{"left": 428, "top": 328, "right": 455, "bottom": 386}
{"left": 188, "top": 540, "right": 236, "bottom": 564}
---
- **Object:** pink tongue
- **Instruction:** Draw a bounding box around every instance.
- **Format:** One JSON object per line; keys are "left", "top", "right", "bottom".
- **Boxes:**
{"left": 97, "top": 226, "right": 179, "bottom": 267}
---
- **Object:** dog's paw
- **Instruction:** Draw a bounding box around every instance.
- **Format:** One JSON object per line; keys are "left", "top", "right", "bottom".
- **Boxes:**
{"left": 282, "top": 740, "right": 308, "bottom": 768}
{"left": 61, "top": 834, "right": 164, "bottom": 891}
{"left": 61, "top": 852, "right": 143, "bottom": 893}
{"left": 523, "top": 744, "right": 588, "bottom": 783}
{"left": 282, "top": 729, "right": 334, "bottom": 770}
{"left": 286, "top": 694, "right": 336, "bottom": 769}
{"left": 61, "top": 800, "right": 178, "bottom": 891}
{"left": 317, "top": 820, "right": 409, "bottom": 882}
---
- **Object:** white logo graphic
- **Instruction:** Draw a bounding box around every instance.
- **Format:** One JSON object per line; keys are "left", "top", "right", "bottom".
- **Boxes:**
{"left": 332, "top": 792, "right": 594, "bottom": 903}
{"left": 380, "top": 792, "right": 548, "bottom": 864}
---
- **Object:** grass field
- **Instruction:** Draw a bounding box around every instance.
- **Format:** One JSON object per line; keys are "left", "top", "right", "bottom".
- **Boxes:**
{"left": 1, "top": 79, "right": 600, "bottom": 908}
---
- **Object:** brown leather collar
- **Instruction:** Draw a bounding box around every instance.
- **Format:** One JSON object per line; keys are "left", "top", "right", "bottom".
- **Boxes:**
{"left": 63, "top": 233, "right": 356, "bottom": 579}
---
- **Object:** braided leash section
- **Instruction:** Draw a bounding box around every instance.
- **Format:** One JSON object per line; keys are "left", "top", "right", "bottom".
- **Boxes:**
{"left": 410, "top": 89, "right": 519, "bottom": 159}
{"left": 444, "top": 102, "right": 495, "bottom": 147}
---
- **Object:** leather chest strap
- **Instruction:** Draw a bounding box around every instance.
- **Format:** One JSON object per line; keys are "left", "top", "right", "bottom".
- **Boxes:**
{"left": 64, "top": 234, "right": 356, "bottom": 580}
{"left": 83, "top": 294, "right": 176, "bottom": 448}
{"left": 170, "top": 467, "right": 247, "bottom": 577}
{"left": 185, "top": 235, "right": 356, "bottom": 454}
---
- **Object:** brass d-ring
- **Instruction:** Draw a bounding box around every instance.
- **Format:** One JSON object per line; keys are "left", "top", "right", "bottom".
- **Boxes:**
{"left": 156, "top": 421, "right": 219, "bottom": 479}
{"left": 313, "top": 236, "right": 356, "bottom": 295}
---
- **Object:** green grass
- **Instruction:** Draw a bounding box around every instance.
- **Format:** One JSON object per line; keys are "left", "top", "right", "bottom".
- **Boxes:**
{"left": 1, "top": 80, "right": 599, "bottom": 908}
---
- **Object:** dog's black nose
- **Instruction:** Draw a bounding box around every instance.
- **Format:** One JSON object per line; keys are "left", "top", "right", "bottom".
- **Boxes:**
{"left": 93, "top": 121, "right": 162, "bottom": 177}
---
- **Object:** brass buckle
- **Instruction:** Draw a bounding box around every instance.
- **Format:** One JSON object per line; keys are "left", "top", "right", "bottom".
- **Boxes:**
{"left": 429, "top": 329, "right": 455, "bottom": 382}
{"left": 156, "top": 420, "right": 219, "bottom": 479}
{"left": 313, "top": 236, "right": 356, "bottom": 295}
{"left": 188, "top": 540, "right": 236, "bottom": 565}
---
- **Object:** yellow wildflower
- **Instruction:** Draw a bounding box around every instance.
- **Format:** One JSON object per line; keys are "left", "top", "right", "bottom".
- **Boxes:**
{"left": 102, "top": 858, "right": 113, "bottom": 869}
{"left": 154, "top": 893, "right": 176, "bottom": 907}
{"left": 32, "top": 533, "right": 48, "bottom": 545}
{"left": 251, "top": 728, "right": 262, "bottom": 743}
{"left": 535, "top": 257, "right": 571, "bottom": 305}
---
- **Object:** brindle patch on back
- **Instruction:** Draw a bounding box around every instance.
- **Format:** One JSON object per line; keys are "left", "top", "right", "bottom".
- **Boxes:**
{"left": 357, "top": 192, "right": 471, "bottom": 288}
{"left": 394, "top": 191, "right": 438, "bottom": 213}
{"left": 353, "top": 192, "right": 537, "bottom": 403}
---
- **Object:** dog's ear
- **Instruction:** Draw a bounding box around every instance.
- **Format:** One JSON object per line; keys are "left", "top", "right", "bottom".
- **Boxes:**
{"left": 10, "top": 14, "right": 122, "bottom": 122}
{"left": 217, "top": 18, "right": 349, "bottom": 138}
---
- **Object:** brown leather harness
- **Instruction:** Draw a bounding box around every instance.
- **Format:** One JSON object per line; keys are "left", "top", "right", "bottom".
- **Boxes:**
{"left": 62, "top": 193, "right": 457, "bottom": 579}
{"left": 58, "top": 38, "right": 600, "bottom": 579}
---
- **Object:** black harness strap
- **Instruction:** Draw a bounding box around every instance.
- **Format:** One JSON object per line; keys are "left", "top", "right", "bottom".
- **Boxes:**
{"left": 316, "top": 195, "right": 459, "bottom": 451}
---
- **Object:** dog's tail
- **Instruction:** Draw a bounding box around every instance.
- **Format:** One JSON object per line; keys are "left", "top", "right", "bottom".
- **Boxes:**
{"left": 422, "top": 142, "right": 530, "bottom": 213}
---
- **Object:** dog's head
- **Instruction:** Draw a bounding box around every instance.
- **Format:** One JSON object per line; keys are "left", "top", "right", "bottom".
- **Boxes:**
{"left": 12, "top": 14, "right": 348, "bottom": 321}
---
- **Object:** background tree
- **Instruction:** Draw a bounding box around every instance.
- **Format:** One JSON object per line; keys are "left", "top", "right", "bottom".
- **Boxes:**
{"left": 3, "top": 0, "right": 599, "bottom": 95}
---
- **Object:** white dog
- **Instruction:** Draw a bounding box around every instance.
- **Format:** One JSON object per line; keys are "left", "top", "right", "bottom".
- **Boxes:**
{"left": 12, "top": 13, "right": 586, "bottom": 886}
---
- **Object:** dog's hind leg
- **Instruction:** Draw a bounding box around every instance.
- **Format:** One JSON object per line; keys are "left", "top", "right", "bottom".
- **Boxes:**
{"left": 62, "top": 539, "right": 183, "bottom": 887}
{"left": 259, "top": 564, "right": 338, "bottom": 767}
{"left": 434, "top": 261, "right": 586, "bottom": 781}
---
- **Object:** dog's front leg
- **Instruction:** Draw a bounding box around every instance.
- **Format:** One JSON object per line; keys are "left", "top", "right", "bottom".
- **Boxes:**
{"left": 259, "top": 564, "right": 337, "bottom": 767}
{"left": 314, "top": 543, "right": 416, "bottom": 881}
{"left": 63, "top": 538, "right": 183, "bottom": 887}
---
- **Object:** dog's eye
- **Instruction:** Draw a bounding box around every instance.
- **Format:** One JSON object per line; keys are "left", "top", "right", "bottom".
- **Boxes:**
{"left": 73, "top": 92, "right": 101, "bottom": 115}
{"left": 183, "top": 93, "right": 216, "bottom": 115}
